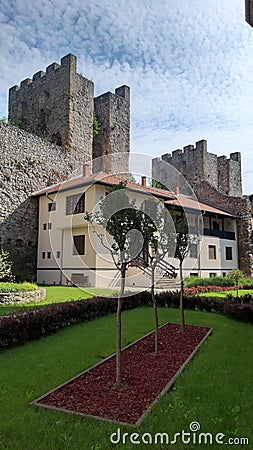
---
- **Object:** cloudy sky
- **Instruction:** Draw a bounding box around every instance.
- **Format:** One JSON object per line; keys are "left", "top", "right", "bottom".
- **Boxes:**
{"left": 1, "top": 0, "right": 253, "bottom": 193}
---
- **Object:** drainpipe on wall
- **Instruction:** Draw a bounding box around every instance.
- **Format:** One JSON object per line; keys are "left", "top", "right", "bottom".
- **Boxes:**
{"left": 60, "top": 229, "right": 64, "bottom": 285}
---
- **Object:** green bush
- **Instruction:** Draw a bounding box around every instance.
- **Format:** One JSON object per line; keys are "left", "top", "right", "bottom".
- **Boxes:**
{"left": 184, "top": 275, "right": 253, "bottom": 288}
{"left": 0, "top": 290, "right": 252, "bottom": 350}
{"left": 0, "top": 282, "right": 39, "bottom": 293}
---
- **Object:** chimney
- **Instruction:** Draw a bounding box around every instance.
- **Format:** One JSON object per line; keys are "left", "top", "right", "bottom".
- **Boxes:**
{"left": 83, "top": 164, "right": 91, "bottom": 177}
{"left": 141, "top": 176, "right": 146, "bottom": 187}
{"left": 174, "top": 186, "right": 179, "bottom": 195}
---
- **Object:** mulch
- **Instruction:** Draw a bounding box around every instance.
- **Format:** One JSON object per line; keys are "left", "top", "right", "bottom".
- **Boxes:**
{"left": 32, "top": 323, "right": 212, "bottom": 426}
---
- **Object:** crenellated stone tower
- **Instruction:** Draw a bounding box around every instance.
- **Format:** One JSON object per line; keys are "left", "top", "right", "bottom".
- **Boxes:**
{"left": 8, "top": 53, "right": 130, "bottom": 173}
{"left": 152, "top": 139, "right": 242, "bottom": 197}
{"left": 1, "top": 53, "right": 130, "bottom": 279}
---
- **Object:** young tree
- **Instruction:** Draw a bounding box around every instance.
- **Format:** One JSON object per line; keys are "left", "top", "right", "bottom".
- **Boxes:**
{"left": 173, "top": 214, "right": 190, "bottom": 332}
{"left": 85, "top": 181, "right": 142, "bottom": 388}
{"left": 140, "top": 200, "right": 175, "bottom": 353}
{"left": 228, "top": 269, "right": 246, "bottom": 297}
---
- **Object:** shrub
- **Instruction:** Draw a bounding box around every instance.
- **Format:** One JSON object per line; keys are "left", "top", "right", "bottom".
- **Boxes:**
{"left": 185, "top": 275, "right": 253, "bottom": 289}
{"left": 0, "top": 251, "right": 14, "bottom": 282}
{"left": 0, "top": 282, "right": 39, "bottom": 293}
{"left": 0, "top": 290, "right": 252, "bottom": 351}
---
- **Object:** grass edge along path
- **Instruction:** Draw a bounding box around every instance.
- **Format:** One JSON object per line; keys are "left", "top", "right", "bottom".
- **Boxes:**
{"left": 0, "top": 307, "right": 252, "bottom": 450}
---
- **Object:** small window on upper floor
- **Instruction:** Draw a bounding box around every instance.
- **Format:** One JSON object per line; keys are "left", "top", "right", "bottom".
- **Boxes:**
{"left": 43, "top": 223, "right": 47, "bottom": 230}
{"left": 225, "top": 246, "right": 233, "bottom": 260}
{"left": 48, "top": 202, "right": 56, "bottom": 212}
{"left": 66, "top": 193, "right": 85, "bottom": 215}
{"left": 189, "top": 243, "right": 197, "bottom": 258}
{"left": 208, "top": 245, "right": 216, "bottom": 260}
{"left": 73, "top": 235, "right": 85, "bottom": 255}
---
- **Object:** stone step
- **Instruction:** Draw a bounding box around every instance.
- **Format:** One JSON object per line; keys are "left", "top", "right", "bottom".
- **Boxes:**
{"left": 154, "top": 278, "right": 180, "bottom": 290}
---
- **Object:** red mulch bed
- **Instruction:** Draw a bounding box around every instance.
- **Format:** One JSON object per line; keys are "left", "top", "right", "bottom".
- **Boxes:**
{"left": 33, "top": 323, "right": 212, "bottom": 426}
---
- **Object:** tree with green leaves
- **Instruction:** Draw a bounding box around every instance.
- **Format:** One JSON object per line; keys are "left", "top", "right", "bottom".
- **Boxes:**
{"left": 140, "top": 199, "right": 175, "bottom": 353}
{"left": 173, "top": 213, "right": 190, "bottom": 332}
{"left": 228, "top": 269, "right": 246, "bottom": 297}
{"left": 85, "top": 181, "right": 142, "bottom": 388}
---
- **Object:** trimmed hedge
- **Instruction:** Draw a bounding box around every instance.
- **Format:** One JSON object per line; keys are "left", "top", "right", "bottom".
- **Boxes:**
{"left": 0, "top": 291, "right": 252, "bottom": 350}
{"left": 0, "top": 282, "right": 39, "bottom": 293}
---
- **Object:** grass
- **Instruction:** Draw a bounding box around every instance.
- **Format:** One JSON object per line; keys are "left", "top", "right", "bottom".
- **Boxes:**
{"left": 0, "top": 286, "right": 117, "bottom": 316}
{"left": 198, "top": 289, "right": 253, "bottom": 298}
{"left": 0, "top": 307, "right": 252, "bottom": 449}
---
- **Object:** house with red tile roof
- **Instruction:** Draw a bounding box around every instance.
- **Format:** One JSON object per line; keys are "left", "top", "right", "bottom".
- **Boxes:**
{"left": 33, "top": 166, "right": 239, "bottom": 288}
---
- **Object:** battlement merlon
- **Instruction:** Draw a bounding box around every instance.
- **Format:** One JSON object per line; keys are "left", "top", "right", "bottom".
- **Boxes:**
{"left": 95, "top": 85, "right": 130, "bottom": 103}
{"left": 9, "top": 53, "right": 78, "bottom": 96}
{"left": 230, "top": 152, "right": 241, "bottom": 163}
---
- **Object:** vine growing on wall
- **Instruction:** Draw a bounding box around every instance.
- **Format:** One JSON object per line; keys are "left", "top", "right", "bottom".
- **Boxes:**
{"left": 93, "top": 112, "right": 100, "bottom": 137}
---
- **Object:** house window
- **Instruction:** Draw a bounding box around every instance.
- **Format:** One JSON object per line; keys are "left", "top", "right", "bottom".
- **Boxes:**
{"left": 47, "top": 251, "right": 51, "bottom": 259}
{"left": 48, "top": 223, "right": 52, "bottom": 230}
{"left": 190, "top": 272, "right": 198, "bottom": 277}
{"left": 209, "top": 273, "right": 216, "bottom": 277}
{"left": 43, "top": 223, "right": 47, "bottom": 230}
{"left": 225, "top": 246, "right": 233, "bottom": 260}
{"left": 42, "top": 252, "right": 46, "bottom": 259}
{"left": 213, "top": 221, "right": 219, "bottom": 230}
{"left": 73, "top": 235, "right": 85, "bottom": 255}
{"left": 208, "top": 245, "right": 216, "bottom": 260}
{"left": 48, "top": 202, "right": 56, "bottom": 212}
{"left": 66, "top": 193, "right": 85, "bottom": 215}
{"left": 189, "top": 243, "right": 197, "bottom": 258}
{"left": 56, "top": 251, "right": 61, "bottom": 259}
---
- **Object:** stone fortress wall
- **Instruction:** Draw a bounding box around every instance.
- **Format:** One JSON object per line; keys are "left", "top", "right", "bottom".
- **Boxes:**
{"left": 152, "top": 139, "right": 242, "bottom": 197}
{"left": 0, "top": 54, "right": 130, "bottom": 279}
{"left": 152, "top": 140, "right": 251, "bottom": 275}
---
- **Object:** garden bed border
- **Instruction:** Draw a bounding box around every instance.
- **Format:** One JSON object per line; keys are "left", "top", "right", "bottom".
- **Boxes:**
{"left": 31, "top": 322, "right": 212, "bottom": 427}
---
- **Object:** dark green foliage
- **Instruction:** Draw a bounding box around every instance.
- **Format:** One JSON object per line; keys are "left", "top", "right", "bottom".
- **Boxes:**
{"left": 1, "top": 291, "right": 252, "bottom": 350}
{"left": 93, "top": 112, "right": 100, "bottom": 137}
{"left": 185, "top": 275, "right": 253, "bottom": 288}
{"left": 0, "top": 251, "right": 14, "bottom": 282}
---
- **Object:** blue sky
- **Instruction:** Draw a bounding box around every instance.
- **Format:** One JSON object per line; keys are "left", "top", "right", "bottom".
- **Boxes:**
{"left": 1, "top": 0, "right": 253, "bottom": 193}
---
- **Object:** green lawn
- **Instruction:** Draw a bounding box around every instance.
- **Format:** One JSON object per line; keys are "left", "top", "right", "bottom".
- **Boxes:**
{"left": 198, "top": 289, "right": 253, "bottom": 298}
{"left": 0, "top": 307, "right": 252, "bottom": 449}
{"left": 0, "top": 286, "right": 117, "bottom": 316}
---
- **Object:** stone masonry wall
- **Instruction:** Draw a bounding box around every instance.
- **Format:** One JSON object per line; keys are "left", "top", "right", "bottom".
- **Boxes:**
{"left": 152, "top": 139, "right": 242, "bottom": 197}
{"left": 0, "top": 122, "right": 87, "bottom": 280}
{"left": 93, "top": 85, "right": 130, "bottom": 174}
{"left": 8, "top": 54, "right": 94, "bottom": 165}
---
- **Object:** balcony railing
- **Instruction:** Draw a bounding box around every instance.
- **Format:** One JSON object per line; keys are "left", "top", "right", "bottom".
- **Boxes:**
{"left": 204, "top": 228, "right": 235, "bottom": 240}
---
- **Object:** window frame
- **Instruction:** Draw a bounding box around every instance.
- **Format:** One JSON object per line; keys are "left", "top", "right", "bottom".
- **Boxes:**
{"left": 66, "top": 193, "right": 85, "bottom": 216}
{"left": 208, "top": 245, "right": 216, "bottom": 260}
{"left": 73, "top": 234, "right": 85, "bottom": 256}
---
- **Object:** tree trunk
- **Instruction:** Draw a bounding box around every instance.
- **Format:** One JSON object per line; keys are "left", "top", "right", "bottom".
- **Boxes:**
{"left": 151, "top": 265, "right": 159, "bottom": 354}
{"left": 179, "top": 260, "right": 185, "bottom": 332}
{"left": 115, "top": 264, "right": 126, "bottom": 388}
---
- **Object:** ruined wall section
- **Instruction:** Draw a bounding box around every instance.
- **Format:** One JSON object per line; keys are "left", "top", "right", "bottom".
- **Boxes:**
{"left": 93, "top": 85, "right": 130, "bottom": 174}
{"left": 0, "top": 122, "right": 85, "bottom": 280}
{"left": 152, "top": 139, "right": 242, "bottom": 197}
{"left": 8, "top": 54, "right": 94, "bottom": 165}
